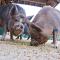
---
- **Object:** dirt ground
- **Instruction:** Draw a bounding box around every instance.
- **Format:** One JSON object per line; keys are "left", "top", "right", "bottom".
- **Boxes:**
{"left": 0, "top": 40, "right": 60, "bottom": 60}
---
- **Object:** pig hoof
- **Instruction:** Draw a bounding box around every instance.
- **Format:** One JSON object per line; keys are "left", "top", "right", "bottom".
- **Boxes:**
{"left": 30, "top": 39, "right": 39, "bottom": 46}
{"left": 53, "top": 45, "right": 58, "bottom": 48}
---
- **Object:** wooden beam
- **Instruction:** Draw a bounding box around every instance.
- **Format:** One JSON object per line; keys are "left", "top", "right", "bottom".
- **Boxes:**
{"left": 20, "top": 0, "right": 46, "bottom": 4}
{"left": 18, "top": 0, "right": 58, "bottom": 7}
{"left": 57, "top": 0, "right": 60, "bottom": 3}
{"left": 0, "top": 0, "right": 58, "bottom": 7}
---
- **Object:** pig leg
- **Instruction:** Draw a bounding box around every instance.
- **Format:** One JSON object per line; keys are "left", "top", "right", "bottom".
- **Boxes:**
{"left": 52, "top": 28, "right": 58, "bottom": 48}
{"left": 10, "top": 29, "right": 13, "bottom": 40}
{"left": 1, "top": 24, "right": 6, "bottom": 40}
{"left": 27, "top": 34, "right": 31, "bottom": 40}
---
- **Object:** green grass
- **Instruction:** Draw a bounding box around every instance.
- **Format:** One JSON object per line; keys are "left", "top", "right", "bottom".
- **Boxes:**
{"left": 13, "top": 41, "right": 30, "bottom": 46}
{"left": 0, "top": 40, "right": 31, "bottom": 46}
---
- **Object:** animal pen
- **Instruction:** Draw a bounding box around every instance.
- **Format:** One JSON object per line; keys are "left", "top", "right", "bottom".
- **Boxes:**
{"left": 0, "top": 0, "right": 60, "bottom": 60}
{"left": 0, "top": 0, "right": 60, "bottom": 46}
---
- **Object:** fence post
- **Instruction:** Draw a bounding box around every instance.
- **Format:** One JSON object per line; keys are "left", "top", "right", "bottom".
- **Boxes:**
{"left": 53, "top": 28, "right": 58, "bottom": 48}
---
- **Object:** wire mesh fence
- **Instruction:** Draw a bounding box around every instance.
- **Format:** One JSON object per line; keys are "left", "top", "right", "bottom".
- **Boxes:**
{"left": 48, "top": 35, "right": 60, "bottom": 41}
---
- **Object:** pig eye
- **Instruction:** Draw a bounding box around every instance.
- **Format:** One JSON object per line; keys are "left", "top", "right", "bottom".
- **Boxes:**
{"left": 15, "top": 19, "right": 19, "bottom": 22}
{"left": 20, "top": 25, "right": 23, "bottom": 29}
{"left": 15, "top": 19, "right": 17, "bottom": 21}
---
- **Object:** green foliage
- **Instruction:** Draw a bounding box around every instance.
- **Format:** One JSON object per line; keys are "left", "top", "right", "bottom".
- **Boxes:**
{"left": 0, "top": 27, "right": 5, "bottom": 35}
{"left": 6, "top": 40, "right": 31, "bottom": 46}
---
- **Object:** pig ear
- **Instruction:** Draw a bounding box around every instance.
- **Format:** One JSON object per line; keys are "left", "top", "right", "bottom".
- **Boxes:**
{"left": 26, "top": 15, "right": 33, "bottom": 21}
{"left": 10, "top": 5, "right": 19, "bottom": 16}
{"left": 31, "top": 23, "right": 42, "bottom": 32}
